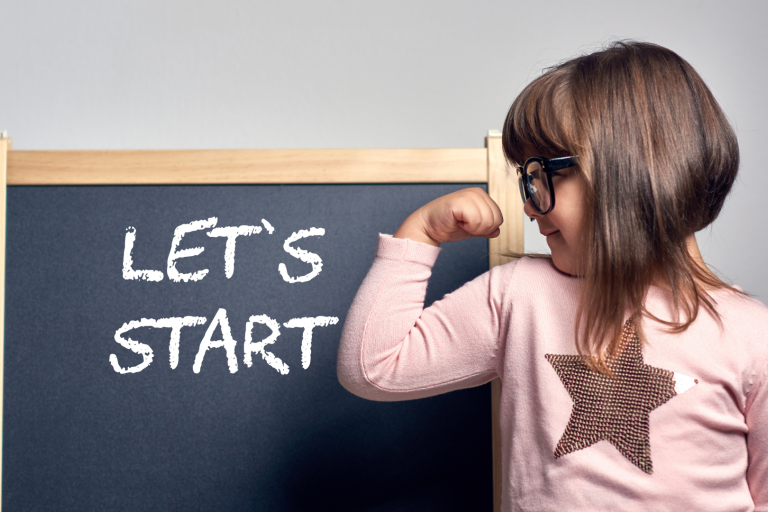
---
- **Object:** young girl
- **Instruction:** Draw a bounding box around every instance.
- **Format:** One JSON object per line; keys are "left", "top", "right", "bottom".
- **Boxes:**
{"left": 337, "top": 41, "right": 767, "bottom": 510}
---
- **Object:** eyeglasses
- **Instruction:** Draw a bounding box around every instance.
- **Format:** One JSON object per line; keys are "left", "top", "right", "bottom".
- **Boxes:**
{"left": 516, "top": 156, "right": 578, "bottom": 215}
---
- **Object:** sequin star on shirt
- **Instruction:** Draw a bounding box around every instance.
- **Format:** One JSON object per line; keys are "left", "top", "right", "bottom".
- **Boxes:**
{"left": 545, "top": 318, "right": 697, "bottom": 474}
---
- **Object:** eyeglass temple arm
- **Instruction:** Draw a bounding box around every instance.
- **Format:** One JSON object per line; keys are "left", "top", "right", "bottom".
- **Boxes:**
{"left": 547, "top": 156, "right": 578, "bottom": 172}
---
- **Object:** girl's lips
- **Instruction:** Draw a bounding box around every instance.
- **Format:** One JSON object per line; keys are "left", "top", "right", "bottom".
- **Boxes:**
{"left": 541, "top": 229, "right": 560, "bottom": 237}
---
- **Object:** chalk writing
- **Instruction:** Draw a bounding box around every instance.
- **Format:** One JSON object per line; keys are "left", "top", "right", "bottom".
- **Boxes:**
{"left": 112, "top": 219, "right": 338, "bottom": 374}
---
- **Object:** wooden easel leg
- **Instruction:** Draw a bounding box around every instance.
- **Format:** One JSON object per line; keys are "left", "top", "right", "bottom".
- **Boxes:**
{"left": 486, "top": 131, "right": 525, "bottom": 512}
{"left": 0, "top": 135, "right": 9, "bottom": 512}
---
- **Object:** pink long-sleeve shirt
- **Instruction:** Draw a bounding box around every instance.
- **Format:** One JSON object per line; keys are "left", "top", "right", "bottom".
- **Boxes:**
{"left": 337, "top": 234, "right": 768, "bottom": 511}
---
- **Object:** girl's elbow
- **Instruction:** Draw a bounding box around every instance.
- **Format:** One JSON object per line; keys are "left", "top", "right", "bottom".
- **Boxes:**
{"left": 336, "top": 352, "right": 377, "bottom": 399}
{"left": 337, "top": 368, "right": 387, "bottom": 401}
{"left": 336, "top": 357, "right": 405, "bottom": 402}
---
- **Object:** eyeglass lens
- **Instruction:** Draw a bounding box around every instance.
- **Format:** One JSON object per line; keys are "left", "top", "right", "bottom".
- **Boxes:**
{"left": 526, "top": 161, "right": 551, "bottom": 212}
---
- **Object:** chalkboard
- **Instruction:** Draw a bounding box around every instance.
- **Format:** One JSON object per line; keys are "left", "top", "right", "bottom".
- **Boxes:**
{"left": 0, "top": 142, "right": 523, "bottom": 511}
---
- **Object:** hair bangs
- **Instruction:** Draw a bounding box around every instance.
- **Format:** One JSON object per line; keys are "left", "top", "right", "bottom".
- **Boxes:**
{"left": 502, "top": 69, "right": 577, "bottom": 166}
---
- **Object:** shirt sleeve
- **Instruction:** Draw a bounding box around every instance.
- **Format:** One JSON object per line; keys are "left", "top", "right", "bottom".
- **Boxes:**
{"left": 747, "top": 357, "right": 768, "bottom": 510}
{"left": 337, "top": 234, "right": 510, "bottom": 402}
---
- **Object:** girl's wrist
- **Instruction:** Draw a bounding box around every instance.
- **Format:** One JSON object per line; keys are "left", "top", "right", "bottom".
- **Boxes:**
{"left": 393, "top": 211, "right": 441, "bottom": 247}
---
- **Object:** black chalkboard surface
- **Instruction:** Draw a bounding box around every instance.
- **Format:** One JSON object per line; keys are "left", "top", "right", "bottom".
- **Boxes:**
{"left": 3, "top": 184, "right": 492, "bottom": 511}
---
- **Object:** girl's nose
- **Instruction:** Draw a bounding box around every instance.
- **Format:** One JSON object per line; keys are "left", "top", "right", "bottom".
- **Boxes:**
{"left": 523, "top": 197, "right": 540, "bottom": 222}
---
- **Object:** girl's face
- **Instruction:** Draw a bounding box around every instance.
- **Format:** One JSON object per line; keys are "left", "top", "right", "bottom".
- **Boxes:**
{"left": 522, "top": 152, "right": 587, "bottom": 276}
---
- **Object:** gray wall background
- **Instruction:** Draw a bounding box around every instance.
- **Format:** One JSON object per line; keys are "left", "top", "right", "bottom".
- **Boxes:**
{"left": 2, "top": 0, "right": 766, "bottom": 303}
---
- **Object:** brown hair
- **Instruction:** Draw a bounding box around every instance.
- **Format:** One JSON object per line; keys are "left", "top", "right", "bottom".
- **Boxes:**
{"left": 502, "top": 41, "right": 741, "bottom": 370}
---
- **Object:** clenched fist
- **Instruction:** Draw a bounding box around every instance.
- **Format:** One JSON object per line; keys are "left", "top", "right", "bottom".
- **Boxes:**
{"left": 393, "top": 187, "right": 503, "bottom": 246}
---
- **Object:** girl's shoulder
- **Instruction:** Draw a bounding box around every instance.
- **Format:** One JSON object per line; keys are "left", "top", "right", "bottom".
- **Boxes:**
{"left": 491, "top": 255, "right": 576, "bottom": 282}
{"left": 644, "top": 286, "right": 768, "bottom": 374}
{"left": 710, "top": 290, "right": 768, "bottom": 402}
{"left": 709, "top": 287, "right": 768, "bottom": 341}
{"left": 488, "top": 255, "right": 581, "bottom": 308}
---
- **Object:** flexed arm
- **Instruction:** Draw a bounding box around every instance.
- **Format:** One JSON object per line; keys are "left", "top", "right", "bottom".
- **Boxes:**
{"left": 337, "top": 188, "right": 508, "bottom": 402}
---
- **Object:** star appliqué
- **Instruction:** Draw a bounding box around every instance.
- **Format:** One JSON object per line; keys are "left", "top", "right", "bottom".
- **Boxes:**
{"left": 545, "top": 318, "right": 697, "bottom": 474}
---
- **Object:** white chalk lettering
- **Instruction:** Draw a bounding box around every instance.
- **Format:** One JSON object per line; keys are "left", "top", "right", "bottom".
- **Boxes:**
{"left": 110, "top": 316, "right": 208, "bottom": 373}
{"left": 167, "top": 217, "right": 218, "bottom": 283}
{"left": 244, "top": 315, "right": 289, "bottom": 375}
{"left": 111, "top": 311, "right": 340, "bottom": 374}
{"left": 193, "top": 308, "right": 238, "bottom": 374}
{"left": 115, "top": 216, "right": 343, "bottom": 376}
{"left": 166, "top": 316, "right": 208, "bottom": 369}
{"left": 278, "top": 227, "right": 325, "bottom": 283}
{"left": 261, "top": 219, "right": 275, "bottom": 234}
{"left": 122, "top": 227, "right": 164, "bottom": 281}
{"left": 207, "top": 225, "right": 262, "bottom": 279}
{"left": 283, "top": 316, "right": 339, "bottom": 369}
{"left": 110, "top": 318, "right": 156, "bottom": 374}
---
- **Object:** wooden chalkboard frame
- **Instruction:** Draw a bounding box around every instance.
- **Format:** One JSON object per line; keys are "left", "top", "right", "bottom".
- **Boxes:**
{"left": 0, "top": 134, "right": 523, "bottom": 512}
{"left": 0, "top": 137, "right": 7, "bottom": 512}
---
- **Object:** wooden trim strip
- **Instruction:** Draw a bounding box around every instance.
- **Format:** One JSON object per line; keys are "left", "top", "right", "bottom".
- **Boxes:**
{"left": 487, "top": 132, "right": 524, "bottom": 512}
{"left": 0, "top": 137, "right": 8, "bottom": 512}
{"left": 7, "top": 148, "right": 487, "bottom": 185}
{"left": 488, "top": 137, "right": 524, "bottom": 267}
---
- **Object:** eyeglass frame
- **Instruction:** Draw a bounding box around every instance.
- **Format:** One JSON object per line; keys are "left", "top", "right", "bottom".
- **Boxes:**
{"left": 515, "top": 155, "right": 579, "bottom": 215}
